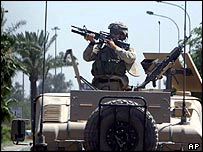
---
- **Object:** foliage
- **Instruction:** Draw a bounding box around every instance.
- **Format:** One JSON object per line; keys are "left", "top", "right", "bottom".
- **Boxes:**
{"left": 11, "top": 82, "right": 27, "bottom": 102}
{"left": 13, "top": 30, "right": 56, "bottom": 77}
{"left": 13, "top": 31, "right": 75, "bottom": 101}
{"left": 1, "top": 124, "right": 11, "bottom": 146}
{"left": 12, "top": 29, "right": 75, "bottom": 130}
{"left": 1, "top": 6, "right": 26, "bottom": 123}
{"left": 13, "top": 30, "right": 57, "bottom": 102}
{"left": 9, "top": 82, "right": 31, "bottom": 119}
{"left": 37, "top": 73, "right": 73, "bottom": 94}
{"left": 187, "top": 23, "right": 202, "bottom": 100}
{"left": 188, "top": 22, "right": 202, "bottom": 77}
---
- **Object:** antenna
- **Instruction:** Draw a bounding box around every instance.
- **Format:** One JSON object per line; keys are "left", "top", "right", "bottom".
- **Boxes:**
{"left": 33, "top": 1, "right": 48, "bottom": 151}
{"left": 181, "top": 1, "right": 188, "bottom": 124}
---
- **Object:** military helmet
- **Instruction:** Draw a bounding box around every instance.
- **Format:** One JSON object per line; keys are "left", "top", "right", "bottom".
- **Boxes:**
{"left": 108, "top": 22, "right": 128, "bottom": 40}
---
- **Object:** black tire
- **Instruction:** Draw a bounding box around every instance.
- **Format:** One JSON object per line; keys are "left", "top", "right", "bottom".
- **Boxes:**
{"left": 84, "top": 99, "right": 158, "bottom": 151}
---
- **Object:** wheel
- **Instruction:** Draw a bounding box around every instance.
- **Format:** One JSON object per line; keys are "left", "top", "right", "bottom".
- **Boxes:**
{"left": 33, "top": 143, "right": 47, "bottom": 151}
{"left": 84, "top": 99, "right": 158, "bottom": 151}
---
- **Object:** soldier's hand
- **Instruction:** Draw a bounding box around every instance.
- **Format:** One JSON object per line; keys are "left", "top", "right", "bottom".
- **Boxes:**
{"left": 106, "top": 39, "right": 118, "bottom": 50}
{"left": 84, "top": 33, "right": 95, "bottom": 42}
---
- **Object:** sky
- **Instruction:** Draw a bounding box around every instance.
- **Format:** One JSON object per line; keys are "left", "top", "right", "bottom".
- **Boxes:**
{"left": 2, "top": 1, "right": 202, "bottom": 97}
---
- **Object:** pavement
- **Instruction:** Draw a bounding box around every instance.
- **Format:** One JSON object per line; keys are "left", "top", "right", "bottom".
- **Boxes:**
{"left": 1, "top": 141, "right": 32, "bottom": 151}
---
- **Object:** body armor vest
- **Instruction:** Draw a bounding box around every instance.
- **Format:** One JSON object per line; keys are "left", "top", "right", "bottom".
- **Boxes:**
{"left": 91, "top": 46, "right": 126, "bottom": 76}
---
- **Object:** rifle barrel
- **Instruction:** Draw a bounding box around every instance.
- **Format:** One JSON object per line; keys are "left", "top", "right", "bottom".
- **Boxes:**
{"left": 71, "top": 25, "right": 80, "bottom": 29}
{"left": 71, "top": 29, "right": 86, "bottom": 36}
{"left": 71, "top": 25, "right": 130, "bottom": 49}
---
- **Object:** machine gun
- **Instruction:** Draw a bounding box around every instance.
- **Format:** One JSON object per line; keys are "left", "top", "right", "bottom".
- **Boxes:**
{"left": 137, "top": 35, "right": 191, "bottom": 89}
{"left": 71, "top": 25, "right": 130, "bottom": 50}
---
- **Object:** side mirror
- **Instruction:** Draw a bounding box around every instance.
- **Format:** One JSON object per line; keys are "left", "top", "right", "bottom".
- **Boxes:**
{"left": 11, "top": 119, "right": 25, "bottom": 144}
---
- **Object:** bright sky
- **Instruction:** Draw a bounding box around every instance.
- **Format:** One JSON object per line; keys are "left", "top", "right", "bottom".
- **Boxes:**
{"left": 2, "top": 1, "right": 202, "bottom": 97}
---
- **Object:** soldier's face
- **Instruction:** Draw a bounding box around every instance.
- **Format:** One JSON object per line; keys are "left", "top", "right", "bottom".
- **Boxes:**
{"left": 110, "top": 29, "right": 124, "bottom": 40}
{"left": 111, "top": 33, "right": 120, "bottom": 40}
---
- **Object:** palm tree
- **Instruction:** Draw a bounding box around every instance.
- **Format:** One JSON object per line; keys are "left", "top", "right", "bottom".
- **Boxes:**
{"left": 13, "top": 30, "right": 57, "bottom": 101}
{"left": 13, "top": 30, "right": 57, "bottom": 126}
{"left": 13, "top": 30, "right": 75, "bottom": 127}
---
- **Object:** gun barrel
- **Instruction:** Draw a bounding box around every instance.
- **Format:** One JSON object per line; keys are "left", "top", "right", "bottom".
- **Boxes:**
{"left": 135, "top": 35, "right": 191, "bottom": 90}
{"left": 71, "top": 29, "right": 86, "bottom": 37}
{"left": 71, "top": 25, "right": 82, "bottom": 30}
{"left": 137, "top": 82, "right": 147, "bottom": 89}
{"left": 71, "top": 25, "right": 130, "bottom": 50}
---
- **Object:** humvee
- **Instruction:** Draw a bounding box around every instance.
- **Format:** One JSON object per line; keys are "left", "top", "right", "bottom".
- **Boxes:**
{"left": 12, "top": 37, "right": 202, "bottom": 151}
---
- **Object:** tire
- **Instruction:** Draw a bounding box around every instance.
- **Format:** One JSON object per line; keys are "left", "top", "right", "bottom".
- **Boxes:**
{"left": 84, "top": 99, "right": 158, "bottom": 151}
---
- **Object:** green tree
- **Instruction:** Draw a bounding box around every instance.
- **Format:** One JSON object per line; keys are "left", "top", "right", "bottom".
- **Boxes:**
{"left": 37, "top": 73, "right": 73, "bottom": 94}
{"left": 13, "top": 30, "right": 57, "bottom": 102}
{"left": 11, "top": 82, "right": 25, "bottom": 102}
{"left": 188, "top": 22, "right": 202, "bottom": 77}
{"left": 1, "top": 7, "right": 26, "bottom": 123}
{"left": 13, "top": 30, "right": 57, "bottom": 130}
{"left": 10, "top": 82, "right": 31, "bottom": 119}
{"left": 13, "top": 32, "right": 74, "bottom": 101}
{"left": 188, "top": 23, "right": 202, "bottom": 99}
{"left": 12, "top": 30, "right": 74, "bottom": 131}
{"left": 1, "top": 7, "right": 26, "bottom": 144}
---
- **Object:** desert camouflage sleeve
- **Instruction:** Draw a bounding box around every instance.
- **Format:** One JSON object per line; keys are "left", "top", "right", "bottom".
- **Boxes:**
{"left": 114, "top": 47, "right": 139, "bottom": 77}
{"left": 83, "top": 44, "right": 100, "bottom": 61}
{"left": 114, "top": 47, "right": 136, "bottom": 64}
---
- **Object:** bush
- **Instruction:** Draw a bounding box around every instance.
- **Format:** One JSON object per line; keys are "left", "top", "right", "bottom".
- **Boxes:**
{"left": 1, "top": 124, "right": 12, "bottom": 146}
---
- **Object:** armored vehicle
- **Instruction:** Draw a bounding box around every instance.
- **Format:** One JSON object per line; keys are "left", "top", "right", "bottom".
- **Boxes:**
{"left": 12, "top": 37, "right": 202, "bottom": 151}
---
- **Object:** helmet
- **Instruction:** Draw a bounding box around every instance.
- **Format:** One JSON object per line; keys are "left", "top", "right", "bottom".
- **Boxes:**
{"left": 108, "top": 22, "right": 128, "bottom": 40}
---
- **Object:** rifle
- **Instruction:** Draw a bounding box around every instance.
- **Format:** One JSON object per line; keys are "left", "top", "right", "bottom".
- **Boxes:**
{"left": 136, "top": 35, "right": 191, "bottom": 89}
{"left": 71, "top": 25, "right": 130, "bottom": 50}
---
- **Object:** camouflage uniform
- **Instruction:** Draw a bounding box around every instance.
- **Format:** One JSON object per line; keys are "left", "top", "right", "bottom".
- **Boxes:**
{"left": 83, "top": 22, "right": 139, "bottom": 91}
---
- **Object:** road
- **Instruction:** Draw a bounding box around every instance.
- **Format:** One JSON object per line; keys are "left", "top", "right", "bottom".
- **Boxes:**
{"left": 1, "top": 141, "right": 32, "bottom": 151}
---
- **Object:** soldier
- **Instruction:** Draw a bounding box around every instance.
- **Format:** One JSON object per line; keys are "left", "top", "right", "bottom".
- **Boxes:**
{"left": 83, "top": 22, "right": 139, "bottom": 91}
